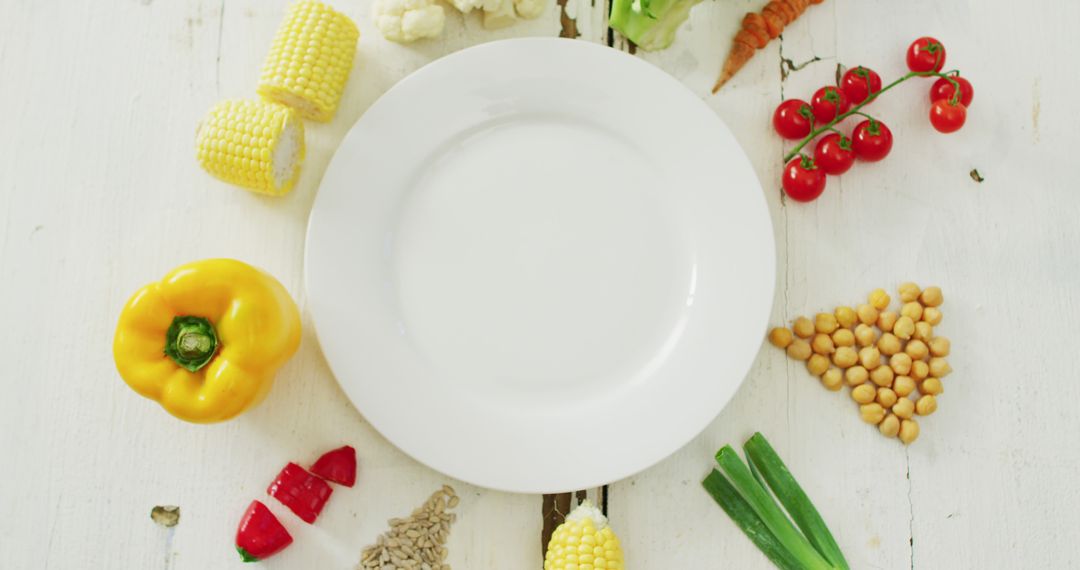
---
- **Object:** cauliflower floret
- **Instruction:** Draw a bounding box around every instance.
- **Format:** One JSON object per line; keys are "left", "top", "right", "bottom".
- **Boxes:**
{"left": 482, "top": 0, "right": 517, "bottom": 29}
{"left": 448, "top": 0, "right": 501, "bottom": 14}
{"left": 513, "top": 0, "right": 545, "bottom": 19}
{"left": 372, "top": 0, "right": 445, "bottom": 43}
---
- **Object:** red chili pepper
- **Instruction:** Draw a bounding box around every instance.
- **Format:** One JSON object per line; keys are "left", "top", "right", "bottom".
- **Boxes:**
{"left": 310, "top": 445, "right": 357, "bottom": 487}
{"left": 235, "top": 500, "right": 293, "bottom": 563}
{"left": 268, "top": 463, "right": 333, "bottom": 524}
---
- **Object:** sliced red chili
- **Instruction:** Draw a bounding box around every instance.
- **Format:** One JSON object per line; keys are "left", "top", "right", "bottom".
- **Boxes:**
{"left": 235, "top": 500, "right": 293, "bottom": 563}
{"left": 310, "top": 445, "right": 357, "bottom": 488}
{"left": 268, "top": 463, "right": 333, "bottom": 524}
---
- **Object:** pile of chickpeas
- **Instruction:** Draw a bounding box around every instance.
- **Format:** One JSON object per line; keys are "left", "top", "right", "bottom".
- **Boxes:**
{"left": 767, "top": 283, "right": 949, "bottom": 445}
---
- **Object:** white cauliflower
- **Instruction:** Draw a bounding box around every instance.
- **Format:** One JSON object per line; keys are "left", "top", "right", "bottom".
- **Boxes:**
{"left": 513, "top": 0, "right": 545, "bottom": 19}
{"left": 372, "top": 0, "right": 445, "bottom": 43}
{"left": 482, "top": 0, "right": 517, "bottom": 29}
{"left": 448, "top": 0, "right": 501, "bottom": 14}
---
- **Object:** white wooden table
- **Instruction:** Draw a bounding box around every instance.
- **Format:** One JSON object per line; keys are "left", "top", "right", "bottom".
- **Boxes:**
{"left": 2, "top": 0, "right": 1078, "bottom": 567}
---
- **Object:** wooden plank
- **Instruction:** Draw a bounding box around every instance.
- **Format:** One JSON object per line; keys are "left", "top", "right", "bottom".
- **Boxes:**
{"left": 3, "top": 0, "right": 1080, "bottom": 568}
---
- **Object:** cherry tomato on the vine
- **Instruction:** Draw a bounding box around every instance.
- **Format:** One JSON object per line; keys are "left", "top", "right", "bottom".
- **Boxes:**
{"left": 773, "top": 99, "right": 814, "bottom": 140}
{"left": 906, "top": 37, "right": 946, "bottom": 73}
{"left": 782, "top": 156, "right": 826, "bottom": 202}
{"left": 810, "top": 86, "right": 851, "bottom": 123}
{"left": 814, "top": 133, "right": 856, "bottom": 175}
{"left": 851, "top": 119, "right": 893, "bottom": 162}
{"left": 840, "top": 66, "right": 883, "bottom": 106}
{"left": 929, "top": 99, "right": 966, "bottom": 133}
{"left": 929, "top": 75, "right": 974, "bottom": 107}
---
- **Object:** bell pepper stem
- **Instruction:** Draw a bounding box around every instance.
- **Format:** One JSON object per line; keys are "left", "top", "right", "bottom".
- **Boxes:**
{"left": 164, "top": 316, "right": 218, "bottom": 372}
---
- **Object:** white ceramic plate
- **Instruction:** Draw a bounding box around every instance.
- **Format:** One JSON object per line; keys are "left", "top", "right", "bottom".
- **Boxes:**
{"left": 306, "top": 38, "right": 774, "bottom": 493}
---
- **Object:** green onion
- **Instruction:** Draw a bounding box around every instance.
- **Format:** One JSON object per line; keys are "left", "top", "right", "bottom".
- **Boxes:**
{"left": 702, "top": 469, "right": 803, "bottom": 570}
{"left": 702, "top": 433, "right": 848, "bottom": 570}
{"left": 745, "top": 433, "right": 849, "bottom": 570}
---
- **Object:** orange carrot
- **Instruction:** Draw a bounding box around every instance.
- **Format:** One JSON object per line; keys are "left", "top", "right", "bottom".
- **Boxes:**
{"left": 712, "top": 0, "right": 826, "bottom": 93}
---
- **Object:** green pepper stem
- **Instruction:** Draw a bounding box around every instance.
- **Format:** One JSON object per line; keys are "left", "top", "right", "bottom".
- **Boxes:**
{"left": 783, "top": 69, "right": 959, "bottom": 163}
{"left": 164, "top": 316, "right": 219, "bottom": 372}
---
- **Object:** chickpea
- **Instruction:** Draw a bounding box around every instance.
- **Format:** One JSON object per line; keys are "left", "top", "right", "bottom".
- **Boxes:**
{"left": 919, "top": 286, "right": 943, "bottom": 307}
{"left": 870, "top": 365, "right": 895, "bottom": 387}
{"left": 928, "top": 336, "right": 951, "bottom": 357}
{"left": 893, "top": 375, "right": 916, "bottom": 397}
{"left": 910, "top": 359, "right": 929, "bottom": 380}
{"left": 851, "top": 383, "right": 877, "bottom": 404}
{"left": 831, "top": 328, "right": 855, "bottom": 347}
{"left": 858, "top": 346, "right": 882, "bottom": 370}
{"left": 835, "top": 306, "right": 857, "bottom": 329}
{"left": 929, "top": 357, "right": 952, "bottom": 378}
{"left": 821, "top": 368, "right": 843, "bottom": 391}
{"left": 913, "top": 321, "right": 934, "bottom": 342}
{"left": 856, "top": 304, "right": 879, "bottom": 326}
{"left": 898, "top": 282, "right": 921, "bottom": 303}
{"left": 860, "top": 403, "right": 886, "bottom": 425}
{"left": 879, "top": 414, "right": 901, "bottom": 438}
{"left": 876, "top": 387, "right": 898, "bottom": 408}
{"left": 890, "top": 352, "right": 913, "bottom": 375}
{"left": 854, "top": 324, "right": 877, "bottom": 347}
{"left": 898, "top": 419, "right": 920, "bottom": 444}
{"left": 893, "top": 316, "right": 915, "bottom": 340}
{"left": 807, "top": 354, "right": 830, "bottom": 376}
{"left": 876, "top": 311, "right": 898, "bottom": 333}
{"left": 812, "top": 333, "right": 836, "bottom": 355}
{"left": 868, "top": 288, "right": 891, "bottom": 310}
{"left": 922, "top": 307, "right": 943, "bottom": 325}
{"left": 905, "top": 339, "right": 929, "bottom": 361}
{"left": 786, "top": 339, "right": 812, "bottom": 361}
{"left": 920, "top": 377, "right": 944, "bottom": 395}
{"left": 877, "top": 333, "right": 902, "bottom": 356}
{"left": 768, "top": 327, "right": 794, "bottom": 348}
{"left": 845, "top": 365, "right": 869, "bottom": 387}
{"left": 915, "top": 394, "right": 938, "bottom": 416}
{"left": 793, "top": 317, "right": 815, "bottom": 338}
{"left": 815, "top": 312, "right": 839, "bottom": 334}
{"left": 900, "top": 301, "right": 924, "bottom": 321}
{"left": 892, "top": 397, "right": 915, "bottom": 420}
{"left": 832, "top": 346, "right": 859, "bottom": 368}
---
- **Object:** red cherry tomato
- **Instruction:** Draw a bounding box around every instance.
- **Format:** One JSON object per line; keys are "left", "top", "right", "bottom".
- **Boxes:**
{"left": 929, "top": 75, "right": 974, "bottom": 107}
{"left": 810, "top": 86, "right": 851, "bottom": 123}
{"left": 840, "top": 66, "right": 883, "bottom": 106}
{"left": 782, "top": 156, "right": 826, "bottom": 202}
{"left": 906, "top": 37, "right": 946, "bottom": 72}
{"left": 851, "top": 119, "right": 893, "bottom": 162}
{"left": 929, "top": 99, "right": 967, "bottom": 133}
{"left": 813, "top": 134, "right": 855, "bottom": 175}
{"left": 773, "top": 99, "right": 814, "bottom": 140}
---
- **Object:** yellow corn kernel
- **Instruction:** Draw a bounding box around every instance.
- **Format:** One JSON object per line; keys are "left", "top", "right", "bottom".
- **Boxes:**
{"left": 196, "top": 99, "right": 305, "bottom": 196}
{"left": 545, "top": 501, "right": 623, "bottom": 570}
{"left": 258, "top": 0, "right": 359, "bottom": 122}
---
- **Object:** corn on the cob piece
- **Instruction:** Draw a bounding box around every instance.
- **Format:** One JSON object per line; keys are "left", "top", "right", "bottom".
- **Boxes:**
{"left": 258, "top": 1, "right": 359, "bottom": 122}
{"left": 544, "top": 501, "right": 624, "bottom": 570}
{"left": 195, "top": 99, "right": 305, "bottom": 196}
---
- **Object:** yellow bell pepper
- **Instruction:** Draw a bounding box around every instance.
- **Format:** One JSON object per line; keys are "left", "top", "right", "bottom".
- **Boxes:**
{"left": 113, "top": 259, "right": 301, "bottom": 423}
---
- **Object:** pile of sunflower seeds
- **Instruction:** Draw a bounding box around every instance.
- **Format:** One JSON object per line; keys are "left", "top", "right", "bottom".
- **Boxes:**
{"left": 357, "top": 485, "right": 459, "bottom": 570}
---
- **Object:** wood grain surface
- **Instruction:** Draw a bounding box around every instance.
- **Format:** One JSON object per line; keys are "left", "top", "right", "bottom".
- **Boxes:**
{"left": 1, "top": 0, "right": 1078, "bottom": 568}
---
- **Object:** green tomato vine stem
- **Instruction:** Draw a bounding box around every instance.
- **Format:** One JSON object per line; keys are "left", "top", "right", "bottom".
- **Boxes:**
{"left": 784, "top": 69, "right": 962, "bottom": 163}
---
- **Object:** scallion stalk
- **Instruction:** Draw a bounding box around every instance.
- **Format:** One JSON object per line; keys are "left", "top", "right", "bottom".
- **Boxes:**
{"left": 702, "top": 469, "right": 803, "bottom": 570}
{"left": 745, "top": 433, "right": 850, "bottom": 570}
{"left": 702, "top": 433, "right": 848, "bottom": 570}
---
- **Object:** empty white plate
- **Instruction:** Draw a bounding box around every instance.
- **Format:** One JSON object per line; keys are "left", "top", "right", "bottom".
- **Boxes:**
{"left": 305, "top": 38, "right": 775, "bottom": 493}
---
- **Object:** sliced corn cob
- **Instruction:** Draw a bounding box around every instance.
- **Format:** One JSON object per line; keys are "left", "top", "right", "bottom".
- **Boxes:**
{"left": 258, "top": 1, "right": 359, "bottom": 122}
{"left": 195, "top": 99, "right": 305, "bottom": 196}
{"left": 544, "top": 501, "right": 624, "bottom": 570}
